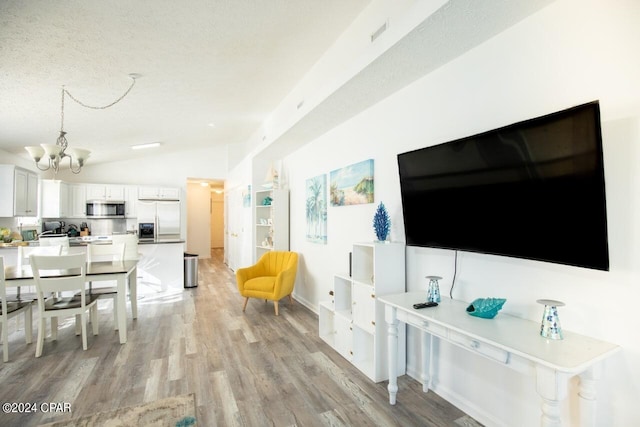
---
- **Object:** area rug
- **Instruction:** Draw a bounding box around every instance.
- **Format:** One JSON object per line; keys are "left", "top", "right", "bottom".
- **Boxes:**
{"left": 39, "top": 393, "right": 196, "bottom": 427}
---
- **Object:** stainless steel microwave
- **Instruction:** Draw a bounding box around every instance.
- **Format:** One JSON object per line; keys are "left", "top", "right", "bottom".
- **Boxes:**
{"left": 86, "top": 200, "right": 126, "bottom": 218}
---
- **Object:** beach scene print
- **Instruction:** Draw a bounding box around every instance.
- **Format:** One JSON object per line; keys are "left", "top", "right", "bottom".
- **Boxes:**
{"left": 330, "top": 159, "right": 374, "bottom": 206}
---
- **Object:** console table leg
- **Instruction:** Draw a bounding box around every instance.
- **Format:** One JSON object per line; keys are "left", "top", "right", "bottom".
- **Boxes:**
{"left": 578, "top": 367, "right": 600, "bottom": 427}
{"left": 540, "top": 398, "right": 562, "bottom": 427}
{"left": 421, "top": 331, "right": 431, "bottom": 393}
{"left": 536, "top": 365, "right": 567, "bottom": 427}
{"left": 386, "top": 306, "right": 398, "bottom": 405}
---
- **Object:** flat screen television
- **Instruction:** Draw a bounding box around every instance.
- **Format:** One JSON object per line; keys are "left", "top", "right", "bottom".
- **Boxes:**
{"left": 397, "top": 101, "right": 609, "bottom": 271}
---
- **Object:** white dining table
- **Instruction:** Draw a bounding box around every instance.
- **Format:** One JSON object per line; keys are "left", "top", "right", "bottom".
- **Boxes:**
{"left": 4, "top": 260, "right": 138, "bottom": 344}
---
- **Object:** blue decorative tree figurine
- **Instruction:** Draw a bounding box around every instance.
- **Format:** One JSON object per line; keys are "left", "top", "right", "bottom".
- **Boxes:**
{"left": 373, "top": 202, "right": 391, "bottom": 242}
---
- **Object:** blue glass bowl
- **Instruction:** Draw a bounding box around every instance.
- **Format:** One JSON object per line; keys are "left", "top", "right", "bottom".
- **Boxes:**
{"left": 466, "top": 298, "right": 506, "bottom": 319}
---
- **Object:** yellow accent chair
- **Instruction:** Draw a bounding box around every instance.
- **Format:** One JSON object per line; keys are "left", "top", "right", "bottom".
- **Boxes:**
{"left": 236, "top": 251, "right": 298, "bottom": 316}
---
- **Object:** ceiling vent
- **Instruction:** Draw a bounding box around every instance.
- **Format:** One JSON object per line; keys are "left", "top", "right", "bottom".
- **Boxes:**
{"left": 370, "top": 21, "right": 388, "bottom": 43}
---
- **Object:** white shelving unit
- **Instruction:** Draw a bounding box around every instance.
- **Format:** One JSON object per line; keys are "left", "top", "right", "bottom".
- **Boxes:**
{"left": 319, "top": 241, "right": 406, "bottom": 382}
{"left": 254, "top": 188, "right": 289, "bottom": 261}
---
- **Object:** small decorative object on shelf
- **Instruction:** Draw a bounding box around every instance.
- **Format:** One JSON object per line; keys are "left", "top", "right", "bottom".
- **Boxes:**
{"left": 466, "top": 297, "right": 506, "bottom": 319}
{"left": 262, "top": 196, "right": 273, "bottom": 206}
{"left": 373, "top": 202, "right": 391, "bottom": 242}
{"left": 426, "top": 276, "right": 442, "bottom": 303}
{"left": 537, "top": 299, "right": 564, "bottom": 340}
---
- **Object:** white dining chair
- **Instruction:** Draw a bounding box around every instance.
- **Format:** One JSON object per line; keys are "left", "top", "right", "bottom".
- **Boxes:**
{"left": 38, "top": 236, "right": 69, "bottom": 254}
{"left": 30, "top": 253, "right": 99, "bottom": 358}
{"left": 110, "top": 234, "right": 139, "bottom": 260}
{"left": 17, "top": 245, "right": 63, "bottom": 269}
{"left": 109, "top": 234, "right": 140, "bottom": 322}
{"left": 85, "top": 243, "right": 125, "bottom": 330}
{"left": 13, "top": 245, "right": 63, "bottom": 302}
{"left": 0, "top": 257, "right": 32, "bottom": 362}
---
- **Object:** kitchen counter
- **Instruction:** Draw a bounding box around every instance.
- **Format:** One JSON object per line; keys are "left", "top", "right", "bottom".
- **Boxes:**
{"left": 137, "top": 238, "right": 185, "bottom": 245}
{"left": 0, "top": 236, "right": 185, "bottom": 248}
{"left": 0, "top": 241, "right": 30, "bottom": 248}
{"left": 1, "top": 238, "right": 186, "bottom": 291}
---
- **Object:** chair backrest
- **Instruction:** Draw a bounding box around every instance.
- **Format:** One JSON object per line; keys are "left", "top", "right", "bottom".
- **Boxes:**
{"left": 30, "top": 253, "right": 87, "bottom": 302}
{"left": 259, "top": 251, "right": 298, "bottom": 276}
{"left": 87, "top": 243, "right": 125, "bottom": 263}
{"left": 38, "top": 236, "right": 69, "bottom": 247}
{"left": 17, "top": 245, "right": 63, "bottom": 269}
{"left": 38, "top": 236, "right": 70, "bottom": 254}
{"left": 110, "top": 234, "right": 138, "bottom": 260}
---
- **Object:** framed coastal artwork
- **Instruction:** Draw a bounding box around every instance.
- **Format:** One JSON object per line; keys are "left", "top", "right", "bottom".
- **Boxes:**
{"left": 305, "top": 174, "right": 327, "bottom": 244}
{"left": 242, "top": 185, "right": 251, "bottom": 208}
{"left": 330, "top": 159, "right": 374, "bottom": 206}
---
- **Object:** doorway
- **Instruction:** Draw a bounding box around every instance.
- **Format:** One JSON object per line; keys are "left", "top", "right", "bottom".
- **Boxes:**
{"left": 186, "top": 178, "right": 225, "bottom": 259}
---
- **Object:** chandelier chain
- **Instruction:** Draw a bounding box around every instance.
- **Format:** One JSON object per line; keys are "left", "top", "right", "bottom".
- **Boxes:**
{"left": 63, "top": 76, "right": 137, "bottom": 110}
{"left": 26, "top": 75, "right": 138, "bottom": 175}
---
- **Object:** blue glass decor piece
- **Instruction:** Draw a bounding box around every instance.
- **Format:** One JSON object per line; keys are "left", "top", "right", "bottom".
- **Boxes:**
{"left": 373, "top": 202, "right": 391, "bottom": 242}
{"left": 426, "top": 275, "right": 442, "bottom": 303}
{"left": 262, "top": 196, "right": 273, "bottom": 206}
{"left": 466, "top": 297, "right": 506, "bottom": 319}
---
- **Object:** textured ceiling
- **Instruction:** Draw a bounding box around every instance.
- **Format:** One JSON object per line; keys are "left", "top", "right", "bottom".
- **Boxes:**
{"left": 0, "top": 0, "right": 370, "bottom": 166}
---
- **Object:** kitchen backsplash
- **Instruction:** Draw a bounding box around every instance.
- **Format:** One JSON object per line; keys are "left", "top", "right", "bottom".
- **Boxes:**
{"left": 0, "top": 216, "right": 139, "bottom": 240}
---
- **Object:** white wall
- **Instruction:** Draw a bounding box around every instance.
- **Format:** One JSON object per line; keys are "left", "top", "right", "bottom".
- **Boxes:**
{"left": 54, "top": 144, "right": 229, "bottom": 186}
{"left": 224, "top": 155, "right": 254, "bottom": 271}
{"left": 277, "top": 1, "right": 640, "bottom": 426}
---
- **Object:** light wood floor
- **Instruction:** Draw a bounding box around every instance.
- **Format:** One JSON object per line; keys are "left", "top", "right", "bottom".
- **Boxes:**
{"left": 0, "top": 249, "right": 474, "bottom": 426}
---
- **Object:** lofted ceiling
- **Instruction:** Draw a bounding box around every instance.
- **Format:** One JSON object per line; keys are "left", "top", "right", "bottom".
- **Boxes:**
{"left": 0, "top": 0, "right": 371, "bottom": 167}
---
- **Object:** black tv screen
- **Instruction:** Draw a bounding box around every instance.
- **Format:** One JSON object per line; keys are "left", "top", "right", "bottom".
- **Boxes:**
{"left": 397, "top": 101, "right": 609, "bottom": 271}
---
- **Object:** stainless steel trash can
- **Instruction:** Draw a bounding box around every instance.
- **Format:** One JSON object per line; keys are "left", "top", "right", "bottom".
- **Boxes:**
{"left": 184, "top": 253, "right": 198, "bottom": 288}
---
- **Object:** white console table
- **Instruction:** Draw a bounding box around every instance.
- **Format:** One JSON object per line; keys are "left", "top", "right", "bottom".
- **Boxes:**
{"left": 379, "top": 292, "right": 620, "bottom": 427}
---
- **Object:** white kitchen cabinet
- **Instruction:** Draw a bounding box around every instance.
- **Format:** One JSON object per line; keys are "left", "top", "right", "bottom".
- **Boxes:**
{"left": 318, "top": 241, "right": 406, "bottom": 382}
{"left": 86, "top": 183, "right": 125, "bottom": 201}
{"left": 137, "top": 186, "right": 180, "bottom": 200}
{"left": 124, "top": 185, "right": 137, "bottom": 218}
{"left": 69, "top": 184, "right": 87, "bottom": 217}
{"left": 254, "top": 189, "right": 289, "bottom": 262}
{"left": 0, "top": 165, "right": 38, "bottom": 217}
{"left": 41, "top": 180, "right": 69, "bottom": 218}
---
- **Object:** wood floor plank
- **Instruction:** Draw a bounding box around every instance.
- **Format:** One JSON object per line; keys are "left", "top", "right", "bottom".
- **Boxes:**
{"left": 0, "top": 249, "right": 477, "bottom": 426}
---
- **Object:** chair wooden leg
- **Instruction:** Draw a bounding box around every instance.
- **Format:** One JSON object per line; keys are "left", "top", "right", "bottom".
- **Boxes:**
{"left": 288, "top": 294, "right": 293, "bottom": 304}
{"left": 36, "top": 318, "right": 45, "bottom": 358}
{"left": 2, "top": 322, "right": 9, "bottom": 362}
{"left": 25, "top": 306, "right": 32, "bottom": 344}
{"left": 91, "top": 306, "right": 99, "bottom": 336}
{"left": 51, "top": 317, "right": 58, "bottom": 340}
{"left": 81, "top": 313, "right": 88, "bottom": 351}
{"left": 75, "top": 314, "right": 82, "bottom": 336}
{"left": 113, "top": 296, "right": 118, "bottom": 331}
{"left": 242, "top": 297, "right": 249, "bottom": 312}
{"left": 274, "top": 301, "right": 279, "bottom": 316}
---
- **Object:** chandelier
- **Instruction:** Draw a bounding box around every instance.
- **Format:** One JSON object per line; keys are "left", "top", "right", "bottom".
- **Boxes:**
{"left": 25, "top": 74, "right": 138, "bottom": 174}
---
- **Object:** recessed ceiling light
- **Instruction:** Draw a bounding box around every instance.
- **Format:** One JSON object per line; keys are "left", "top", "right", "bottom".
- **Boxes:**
{"left": 131, "top": 142, "right": 161, "bottom": 150}
{"left": 208, "top": 123, "right": 216, "bottom": 128}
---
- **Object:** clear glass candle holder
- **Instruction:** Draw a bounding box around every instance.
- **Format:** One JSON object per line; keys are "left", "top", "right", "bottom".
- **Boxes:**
{"left": 537, "top": 299, "right": 565, "bottom": 340}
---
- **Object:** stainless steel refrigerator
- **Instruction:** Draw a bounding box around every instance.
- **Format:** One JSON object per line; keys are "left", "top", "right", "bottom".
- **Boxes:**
{"left": 136, "top": 200, "right": 181, "bottom": 237}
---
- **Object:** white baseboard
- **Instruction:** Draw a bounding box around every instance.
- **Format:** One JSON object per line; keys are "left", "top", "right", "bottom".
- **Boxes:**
{"left": 405, "top": 366, "right": 504, "bottom": 427}
{"left": 292, "top": 292, "right": 317, "bottom": 315}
